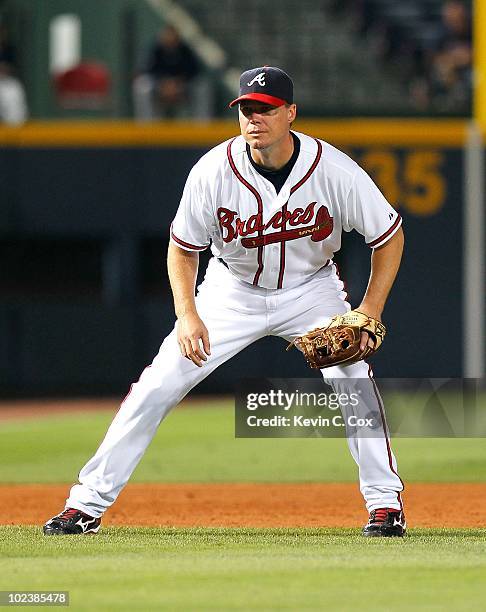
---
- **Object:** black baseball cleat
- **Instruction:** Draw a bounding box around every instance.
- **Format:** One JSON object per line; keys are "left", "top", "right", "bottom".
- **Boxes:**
{"left": 362, "top": 508, "right": 406, "bottom": 537}
{"left": 43, "top": 508, "right": 101, "bottom": 535}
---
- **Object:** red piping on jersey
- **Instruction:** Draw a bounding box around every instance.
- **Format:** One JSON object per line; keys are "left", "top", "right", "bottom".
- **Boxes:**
{"left": 171, "top": 225, "right": 209, "bottom": 251}
{"left": 227, "top": 138, "right": 264, "bottom": 285}
{"left": 277, "top": 138, "right": 323, "bottom": 288}
{"left": 367, "top": 364, "right": 405, "bottom": 511}
{"left": 289, "top": 139, "right": 323, "bottom": 195}
{"left": 367, "top": 214, "right": 402, "bottom": 248}
{"left": 277, "top": 203, "right": 288, "bottom": 289}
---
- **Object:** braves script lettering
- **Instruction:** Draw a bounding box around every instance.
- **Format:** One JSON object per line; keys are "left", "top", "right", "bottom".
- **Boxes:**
{"left": 217, "top": 202, "right": 333, "bottom": 247}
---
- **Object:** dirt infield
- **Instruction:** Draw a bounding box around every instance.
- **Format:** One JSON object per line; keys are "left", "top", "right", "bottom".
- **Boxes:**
{"left": 1, "top": 483, "right": 485, "bottom": 528}
{"left": 0, "top": 397, "right": 220, "bottom": 421}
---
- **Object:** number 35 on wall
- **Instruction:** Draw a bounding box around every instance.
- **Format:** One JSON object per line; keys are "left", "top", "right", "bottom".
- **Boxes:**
{"left": 359, "top": 150, "right": 445, "bottom": 216}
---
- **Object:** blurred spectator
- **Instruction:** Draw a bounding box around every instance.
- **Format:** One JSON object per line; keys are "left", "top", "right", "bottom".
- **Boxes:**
{"left": 347, "top": 0, "right": 472, "bottom": 114}
{"left": 132, "top": 25, "right": 202, "bottom": 120}
{"left": 431, "top": 1, "right": 472, "bottom": 106}
{"left": 436, "top": 0, "right": 471, "bottom": 49}
{"left": 411, "top": 1, "right": 472, "bottom": 112}
{"left": 0, "top": 22, "right": 28, "bottom": 125}
{"left": 0, "top": 21, "right": 15, "bottom": 65}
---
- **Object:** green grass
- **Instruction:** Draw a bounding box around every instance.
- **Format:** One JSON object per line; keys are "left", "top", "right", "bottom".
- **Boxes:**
{"left": 1, "top": 526, "right": 485, "bottom": 611}
{"left": 0, "top": 400, "right": 485, "bottom": 483}
{"left": 1, "top": 399, "right": 484, "bottom": 611}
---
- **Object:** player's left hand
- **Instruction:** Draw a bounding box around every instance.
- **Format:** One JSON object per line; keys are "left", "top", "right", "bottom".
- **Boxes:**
{"left": 356, "top": 304, "right": 383, "bottom": 352}
{"left": 360, "top": 331, "right": 376, "bottom": 352}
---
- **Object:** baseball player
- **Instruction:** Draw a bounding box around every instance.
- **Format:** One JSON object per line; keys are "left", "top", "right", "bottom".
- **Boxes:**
{"left": 44, "top": 66, "right": 405, "bottom": 537}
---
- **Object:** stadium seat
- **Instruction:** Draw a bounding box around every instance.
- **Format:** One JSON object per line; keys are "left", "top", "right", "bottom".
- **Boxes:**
{"left": 53, "top": 61, "right": 111, "bottom": 110}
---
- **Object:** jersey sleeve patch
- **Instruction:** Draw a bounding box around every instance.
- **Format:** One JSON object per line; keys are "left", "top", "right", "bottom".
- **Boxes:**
{"left": 366, "top": 214, "right": 402, "bottom": 248}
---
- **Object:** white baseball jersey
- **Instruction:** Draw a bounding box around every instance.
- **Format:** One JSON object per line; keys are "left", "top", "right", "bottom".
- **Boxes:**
{"left": 171, "top": 131, "right": 402, "bottom": 290}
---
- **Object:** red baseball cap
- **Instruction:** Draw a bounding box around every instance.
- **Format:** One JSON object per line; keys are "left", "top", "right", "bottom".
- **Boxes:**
{"left": 229, "top": 66, "right": 294, "bottom": 108}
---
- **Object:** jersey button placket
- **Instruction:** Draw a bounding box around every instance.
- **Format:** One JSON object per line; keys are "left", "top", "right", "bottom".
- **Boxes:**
{"left": 267, "top": 243, "right": 279, "bottom": 288}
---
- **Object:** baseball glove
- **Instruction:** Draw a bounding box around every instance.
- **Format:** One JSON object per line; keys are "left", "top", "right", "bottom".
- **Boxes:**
{"left": 287, "top": 310, "right": 386, "bottom": 369}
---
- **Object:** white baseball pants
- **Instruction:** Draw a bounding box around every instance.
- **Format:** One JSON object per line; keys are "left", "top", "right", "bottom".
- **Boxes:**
{"left": 67, "top": 258, "right": 404, "bottom": 517}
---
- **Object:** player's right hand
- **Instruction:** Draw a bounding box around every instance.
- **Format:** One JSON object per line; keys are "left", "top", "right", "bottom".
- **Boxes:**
{"left": 176, "top": 312, "right": 211, "bottom": 367}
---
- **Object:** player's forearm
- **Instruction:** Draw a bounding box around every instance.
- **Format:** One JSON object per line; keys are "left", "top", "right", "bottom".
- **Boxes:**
{"left": 167, "top": 242, "right": 199, "bottom": 318}
{"left": 359, "top": 227, "right": 404, "bottom": 319}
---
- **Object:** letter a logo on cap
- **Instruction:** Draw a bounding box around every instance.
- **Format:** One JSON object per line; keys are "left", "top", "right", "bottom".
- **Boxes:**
{"left": 228, "top": 66, "right": 293, "bottom": 107}
{"left": 247, "top": 72, "right": 266, "bottom": 87}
